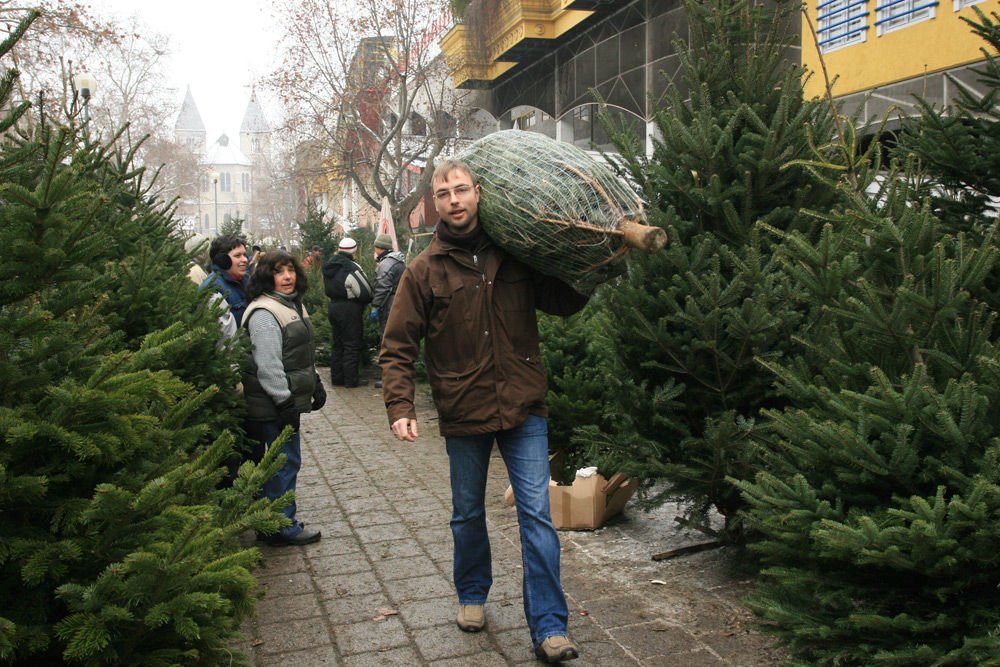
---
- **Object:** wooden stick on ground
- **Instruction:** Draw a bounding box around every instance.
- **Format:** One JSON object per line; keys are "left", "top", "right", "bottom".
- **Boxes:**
{"left": 651, "top": 541, "right": 724, "bottom": 561}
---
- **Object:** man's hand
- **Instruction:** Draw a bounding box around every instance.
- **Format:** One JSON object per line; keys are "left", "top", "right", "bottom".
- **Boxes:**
{"left": 391, "top": 418, "right": 419, "bottom": 442}
{"left": 311, "top": 378, "right": 327, "bottom": 411}
{"left": 276, "top": 399, "right": 300, "bottom": 432}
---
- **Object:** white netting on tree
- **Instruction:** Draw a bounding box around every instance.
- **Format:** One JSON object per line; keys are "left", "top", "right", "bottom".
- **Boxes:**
{"left": 457, "top": 130, "right": 663, "bottom": 295}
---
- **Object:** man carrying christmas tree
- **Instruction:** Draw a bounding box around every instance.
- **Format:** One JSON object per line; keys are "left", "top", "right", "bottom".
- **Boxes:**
{"left": 379, "top": 159, "right": 586, "bottom": 664}
{"left": 200, "top": 234, "right": 250, "bottom": 327}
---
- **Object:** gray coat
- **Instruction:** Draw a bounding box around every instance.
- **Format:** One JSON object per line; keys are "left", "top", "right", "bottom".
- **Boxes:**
{"left": 373, "top": 250, "right": 405, "bottom": 327}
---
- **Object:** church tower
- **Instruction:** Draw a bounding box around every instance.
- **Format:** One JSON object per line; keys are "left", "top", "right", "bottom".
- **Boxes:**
{"left": 174, "top": 85, "right": 206, "bottom": 156}
{"left": 240, "top": 89, "right": 270, "bottom": 162}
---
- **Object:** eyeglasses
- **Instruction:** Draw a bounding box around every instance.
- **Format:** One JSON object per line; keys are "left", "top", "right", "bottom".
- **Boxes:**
{"left": 433, "top": 184, "right": 476, "bottom": 202}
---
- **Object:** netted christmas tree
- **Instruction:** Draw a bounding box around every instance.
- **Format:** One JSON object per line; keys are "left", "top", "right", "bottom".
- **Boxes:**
{"left": 458, "top": 129, "right": 665, "bottom": 295}
{"left": 735, "top": 9, "right": 1000, "bottom": 664}
{"left": 0, "top": 13, "right": 286, "bottom": 665}
{"left": 555, "top": 0, "right": 838, "bottom": 539}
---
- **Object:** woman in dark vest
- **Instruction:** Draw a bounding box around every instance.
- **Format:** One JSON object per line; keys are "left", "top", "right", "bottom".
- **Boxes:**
{"left": 242, "top": 250, "right": 327, "bottom": 546}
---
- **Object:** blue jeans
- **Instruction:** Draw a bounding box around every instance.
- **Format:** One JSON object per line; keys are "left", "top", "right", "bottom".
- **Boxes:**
{"left": 445, "top": 414, "right": 568, "bottom": 646}
{"left": 245, "top": 420, "right": 305, "bottom": 538}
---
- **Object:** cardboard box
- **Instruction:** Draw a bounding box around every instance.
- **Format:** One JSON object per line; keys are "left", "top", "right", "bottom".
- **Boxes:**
{"left": 503, "top": 472, "right": 638, "bottom": 531}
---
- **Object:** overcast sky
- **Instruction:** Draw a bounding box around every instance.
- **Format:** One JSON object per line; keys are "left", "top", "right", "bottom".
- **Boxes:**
{"left": 89, "top": 0, "right": 281, "bottom": 142}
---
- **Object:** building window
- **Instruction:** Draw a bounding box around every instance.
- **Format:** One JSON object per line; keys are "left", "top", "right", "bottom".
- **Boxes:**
{"left": 515, "top": 112, "right": 537, "bottom": 130}
{"left": 876, "top": 0, "right": 937, "bottom": 35}
{"left": 241, "top": 173, "right": 250, "bottom": 192}
{"left": 200, "top": 174, "right": 209, "bottom": 192}
{"left": 224, "top": 213, "right": 231, "bottom": 224}
{"left": 219, "top": 172, "right": 232, "bottom": 192}
{"left": 572, "top": 106, "right": 592, "bottom": 147}
{"left": 203, "top": 213, "right": 209, "bottom": 229}
{"left": 953, "top": 0, "right": 984, "bottom": 8}
{"left": 817, "top": 0, "right": 869, "bottom": 52}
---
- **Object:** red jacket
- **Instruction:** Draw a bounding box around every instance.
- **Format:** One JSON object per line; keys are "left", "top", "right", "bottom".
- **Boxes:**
{"left": 380, "top": 234, "right": 588, "bottom": 436}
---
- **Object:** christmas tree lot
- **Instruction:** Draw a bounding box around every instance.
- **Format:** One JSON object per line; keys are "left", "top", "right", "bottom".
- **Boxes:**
{"left": 0, "top": 13, "right": 289, "bottom": 665}
{"left": 540, "top": 1, "right": 999, "bottom": 663}
{"left": 736, "top": 7, "right": 1000, "bottom": 664}
{"left": 542, "top": 0, "right": 839, "bottom": 536}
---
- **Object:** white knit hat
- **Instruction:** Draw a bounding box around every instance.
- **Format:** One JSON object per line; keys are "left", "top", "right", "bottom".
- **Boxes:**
{"left": 338, "top": 237, "right": 358, "bottom": 251}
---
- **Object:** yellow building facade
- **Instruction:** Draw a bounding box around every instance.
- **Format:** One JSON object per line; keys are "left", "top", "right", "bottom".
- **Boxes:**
{"left": 803, "top": 0, "right": 995, "bottom": 119}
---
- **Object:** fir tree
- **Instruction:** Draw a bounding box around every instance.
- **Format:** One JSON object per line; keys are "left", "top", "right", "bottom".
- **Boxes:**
{"left": 736, "top": 10, "right": 1000, "bottom": 664}
{"left": 297, "top": 201, "right": 338, "bottom": 257}
{"left": 576, "top": 0, "right": 838, "bottom": 537}
{"left": 0, "top": 14, "right": 284, "bottom": 664}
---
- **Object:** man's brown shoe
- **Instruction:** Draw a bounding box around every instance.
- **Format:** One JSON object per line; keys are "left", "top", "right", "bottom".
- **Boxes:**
{"left": 534, "top": 635, "right": 579, "bottom": 663}
{"left": 456, "top": 604, "right": 485, "bottom": 632}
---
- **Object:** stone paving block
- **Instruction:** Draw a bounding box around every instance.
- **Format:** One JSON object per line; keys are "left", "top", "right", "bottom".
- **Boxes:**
{"left": 316, "top": 570, "right": 384, "bottom": 599}
{"left": 415, "top": 526, "right": 452, "bottom": 548}
{"left": 395, "top": 498, "right": 446, "bottom": 516}
{"left": 574, "top": 638, "right": 642, "bottom": 665}
{"left": 311, "top": 554, "right": 375, "bottom": 577}
{"left": 491, "top": 627, "right": 535, "bottom": 662}
{"left": 254, "top": 591, "right": 326, "bottom": 623}
{"left": 255, "top": 570, "right": 316, "bottom": 597}
{"left": 324, "top": 592, "right": 395, "bottom": 626}
{"left": 566, "top": 612, "right": 614, "bottom": 643}
{"left": 428, "top": 652, "right": 511, "bottom": 666}
{"left": 610, "top": 620, "right": 700, "bottom": 660}
{"left": 412, "top": 623, "right": 495, "bottom": 661}
{"left": 645, "top": 648, "right": 726, "bottom": 666}
{"left": 372, "top": 555, "right": 439, "bottom": 581}
{"left": 254, "top": 549, "right": 308, "bottom": 576}
{"left": 384, "top": 573, "right": 455, "bottom": 604}
{"left": 357, "top": 521, "right": 413, "bottom": 544}
{"left": 483, "top": 598, "right": 528, "bottom": 632}
{"left": 348, "top": 510, "right": 404, "bottom": 528}
{"left": 305, "top": 535, "right": 365, "bottom": 557}
{"left": 400, "top": 508, "right": 446, "bottom": 527}
{"left": 341, "top": 497, "right": 395, "bottom": 515}
{"left": 340, "top": 647, "right": 423, "bottom": 667}
{"left": 253, "top": 616, "right": 333, "bottom": 655}
{"left": 576, "top": 594, "right": 658, "bottom": 629}
{"left": 395, "top": 597, "right": 454, "bottom": 630}
{"left": 255, "top": 644, "right": 341, "bottom": 666}
{"left": 334, "top": 616, "right": 410, "bottom": 655}
{"left": 562, "top": 569, "right": 625, "bottom": 603}
{"left": 301, "top": 518, "right": 355, "bottom": 538}
{"left": 362, "top": 537, "right": 426, "bottom": 561}
{"left": 485, "top": 574, "right": 524, "bottom": 602}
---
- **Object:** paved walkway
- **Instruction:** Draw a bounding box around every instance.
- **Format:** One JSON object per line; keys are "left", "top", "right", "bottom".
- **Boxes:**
{"left": 239, "top": 374, "right": 781, "bottom": 666}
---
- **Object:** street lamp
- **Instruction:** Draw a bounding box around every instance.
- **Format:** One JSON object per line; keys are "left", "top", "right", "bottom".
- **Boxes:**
{"left": 72, "top": 72, "right": 96, "bottom": 125}
{"left": 212, "top": 172, "right": 219, "bottom": 236}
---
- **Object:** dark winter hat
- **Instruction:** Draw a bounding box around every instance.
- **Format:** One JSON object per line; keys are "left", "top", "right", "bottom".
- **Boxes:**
{"left": 374, "top": 234, "right": 393, "bottom": 250}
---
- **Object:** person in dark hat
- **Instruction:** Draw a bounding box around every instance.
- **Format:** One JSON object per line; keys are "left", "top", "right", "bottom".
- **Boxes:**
{"left": 322, "top": 237, "right": 373, "bottom": 387}
{"left": 370, "top": 233, "right": 405, "bottom": 389}
{"left": 371, "top": 235, "right": 405, "bottom": 333}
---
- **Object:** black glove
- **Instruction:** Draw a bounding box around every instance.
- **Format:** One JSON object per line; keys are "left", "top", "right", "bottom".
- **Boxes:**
{"left": 311, "top": 377, "right": 327, "bottom": 411}
{"left": 275, "top": 399, "right": 300, "bottom": 432}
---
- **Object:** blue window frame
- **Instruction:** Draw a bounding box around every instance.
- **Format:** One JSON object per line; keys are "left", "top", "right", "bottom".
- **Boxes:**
{"left": 876, "top": 0, "right": 938, "bottom": 35}
{"left": 817, "top": 0, "right": 869, "bottom": 53}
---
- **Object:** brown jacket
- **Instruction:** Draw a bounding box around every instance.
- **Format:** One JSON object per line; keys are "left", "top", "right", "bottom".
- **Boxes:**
{"left": 380, "top": 234, "right": 588, "bottom": 436}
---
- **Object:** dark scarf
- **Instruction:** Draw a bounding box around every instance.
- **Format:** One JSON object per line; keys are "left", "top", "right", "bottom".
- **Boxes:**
{"left": 436, "top": 220, "right": 487, "bottom": 252}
